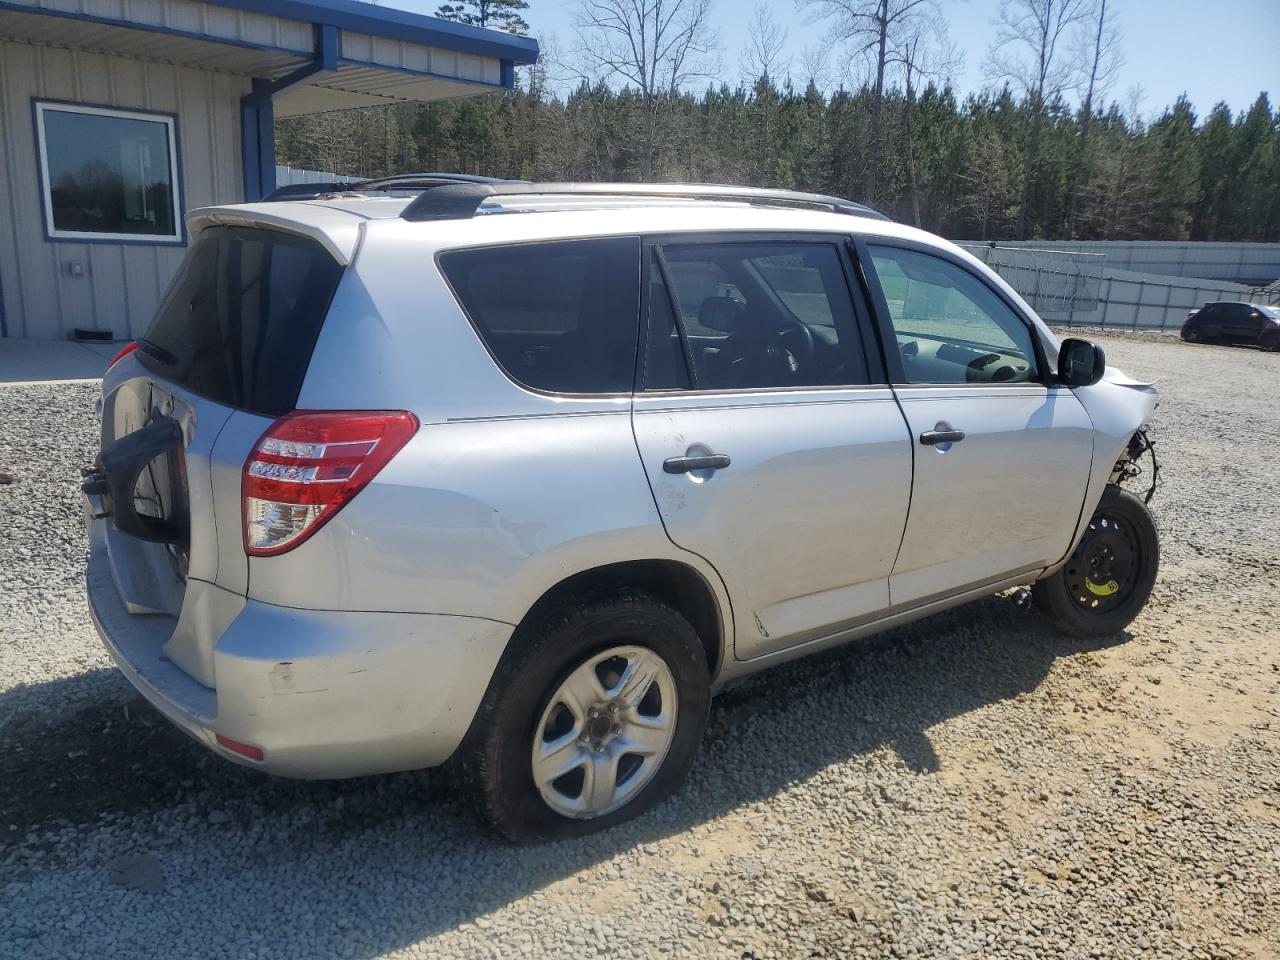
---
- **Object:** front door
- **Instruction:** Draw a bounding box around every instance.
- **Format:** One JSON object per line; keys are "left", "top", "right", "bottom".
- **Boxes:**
{"left": 858, "top": 241, "right": 1095, "bottom": 607}
{"left": 631, "top": 236, "right": 913, "bottom": 659}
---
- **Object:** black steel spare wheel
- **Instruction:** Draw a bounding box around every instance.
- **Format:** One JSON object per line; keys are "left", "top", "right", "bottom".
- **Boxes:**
{"left": 1033, "top": 484, "right": 1159, "bottom": 637}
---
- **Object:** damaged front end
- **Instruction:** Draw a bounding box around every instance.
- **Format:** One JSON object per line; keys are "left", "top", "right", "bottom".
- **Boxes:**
{"left": 1112, "top": 427, "right": 1160, "bottom": 504}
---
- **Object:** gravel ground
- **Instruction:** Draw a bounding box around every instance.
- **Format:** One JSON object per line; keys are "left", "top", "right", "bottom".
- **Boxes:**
{"left": 1, "top": 333, "right": 1277, "bottom": 960}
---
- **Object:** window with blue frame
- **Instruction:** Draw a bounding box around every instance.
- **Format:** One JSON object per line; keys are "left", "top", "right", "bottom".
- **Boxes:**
{"left": 34, "top": 101, "right": 182, "bottom": 243}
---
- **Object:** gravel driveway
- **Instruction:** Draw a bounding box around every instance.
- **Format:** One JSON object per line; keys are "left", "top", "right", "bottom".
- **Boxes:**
{"left": 1, "top": 332, "right": 1277, "bottom": 960}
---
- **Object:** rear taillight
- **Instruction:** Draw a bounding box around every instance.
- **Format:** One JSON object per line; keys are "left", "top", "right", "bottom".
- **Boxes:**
{"left": 242, "top": 410, "right": 418, "bottom": 557}
{"left": 106, "top": 340, "right": 138, "bottom": 371}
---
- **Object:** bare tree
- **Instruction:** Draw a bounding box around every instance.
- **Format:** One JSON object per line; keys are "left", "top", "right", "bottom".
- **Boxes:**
{"left": 1064, "top": 0, "right": 1122, "bottom": 236}
{"left": 801, "top": 0, "right": 937, "bottom": 205}
{"left": 571, "top": 0, "right": 720, "bottom": 179}
{"left": 985, "top": 0, "right": 1090, "bottom": 238}
{"left": 798, "top": 42, "right": 834, "bottom": 95}
{"left": 888, "top": 24, "right": 960, "bottom": 227}
{"left": 741, "top": 3, "right": 790, "bottom": 85}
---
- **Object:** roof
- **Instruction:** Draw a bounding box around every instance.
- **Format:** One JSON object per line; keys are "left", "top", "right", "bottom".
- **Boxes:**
{"left": 0, "top": 0, "right": 538, "bottom": 115}
{"left": 187, "top": 194, "right": 924, "bottom": 266}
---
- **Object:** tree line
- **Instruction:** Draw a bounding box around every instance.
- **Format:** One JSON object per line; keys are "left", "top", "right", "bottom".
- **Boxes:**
{"left": 274, "top": 0, "right": 1279, "bottom": 243}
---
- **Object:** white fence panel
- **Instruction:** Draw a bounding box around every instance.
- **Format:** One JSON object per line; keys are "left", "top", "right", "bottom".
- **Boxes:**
{"left": 274, "top": 165, "right": 361, "bottom": 187}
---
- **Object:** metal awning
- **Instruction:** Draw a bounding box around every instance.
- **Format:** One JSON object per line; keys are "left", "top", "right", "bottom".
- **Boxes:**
{"left": 0, "top": 0, "right": 538, "bottom": 115}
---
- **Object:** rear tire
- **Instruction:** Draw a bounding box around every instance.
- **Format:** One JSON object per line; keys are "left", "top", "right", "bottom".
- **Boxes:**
{"left": 1033, "top": 485, "right": 1159, "bottom": 638}
{"left": 1182, "top": 327, "right": 1201, "bottom": 343}
{"left": 457, "top": 590, "right": 710, "bottom": 841}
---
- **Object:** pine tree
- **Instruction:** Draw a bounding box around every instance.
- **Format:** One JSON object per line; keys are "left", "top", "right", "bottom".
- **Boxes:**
{"left": 435, "top": 0, "right": 530, "bottom": 36}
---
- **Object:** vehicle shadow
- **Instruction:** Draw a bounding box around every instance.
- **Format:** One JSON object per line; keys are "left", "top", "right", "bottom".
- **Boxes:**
{"left": 1, "top": 596, "right": 1131, "bottom": 957}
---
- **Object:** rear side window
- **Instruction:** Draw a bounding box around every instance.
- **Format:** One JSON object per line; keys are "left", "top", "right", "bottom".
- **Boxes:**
{"left": 439, "top": 237, "right": 641, "bottom": 394}
{"left": 138, "top": 226, "right": 343, "bottom": 416}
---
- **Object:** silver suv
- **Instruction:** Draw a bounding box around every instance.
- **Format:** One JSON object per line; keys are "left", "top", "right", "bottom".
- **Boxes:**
{"left": 84, "top": 183, "right": 1160, "bottom": 839}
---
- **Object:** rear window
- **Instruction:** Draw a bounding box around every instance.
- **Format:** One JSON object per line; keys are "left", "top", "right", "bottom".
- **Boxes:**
{"left": 137, "top": 225, "right": 343, "bottom": 416}
{"left": 439, "top": 237, "right": 641, "bottom": 394}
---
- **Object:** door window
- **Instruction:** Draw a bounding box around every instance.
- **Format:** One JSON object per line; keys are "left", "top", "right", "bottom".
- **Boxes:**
{"left": 645, "top": 241, "right": 869, "bottom": 390}
{"left": 867, "top": 246, "right": 1039, "bottom": 385}
{"left": 439, "top": 237, "right": 641, "bottom": 394}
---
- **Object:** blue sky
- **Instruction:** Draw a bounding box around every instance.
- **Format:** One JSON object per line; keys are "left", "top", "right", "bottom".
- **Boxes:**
{"left": 392, "top": 0, "right": 1275, "bottom": 118}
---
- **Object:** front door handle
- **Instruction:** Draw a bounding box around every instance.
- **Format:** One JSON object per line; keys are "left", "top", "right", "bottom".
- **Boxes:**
{"left": 663, "top": 453, "right": 731, "bottom": 474}
{"left": 919, "top": 429, "right": 966, "bottom": 446}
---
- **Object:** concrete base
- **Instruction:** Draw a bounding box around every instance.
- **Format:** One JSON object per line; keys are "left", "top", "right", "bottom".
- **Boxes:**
{"left": 0, "top": 338, "right": 119, "bottom": 384}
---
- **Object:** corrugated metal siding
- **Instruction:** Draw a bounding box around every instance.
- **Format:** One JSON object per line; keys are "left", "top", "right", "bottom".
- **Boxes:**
{"left": 0, "top": 38, "right": 248, "bottom": 339}
{"left": 340, "top": 30, "right": 500, "bottom": 85}
{"left": 5, "top": 0, "right": 313, "bottom": 55}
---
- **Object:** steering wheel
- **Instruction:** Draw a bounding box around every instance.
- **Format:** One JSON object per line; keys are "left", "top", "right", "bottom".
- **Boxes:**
{"left": 773, "top": 315, "right": 816, "bottom": 369}
{"left": 711, "top": 313, "right": 817, "bottom": 386}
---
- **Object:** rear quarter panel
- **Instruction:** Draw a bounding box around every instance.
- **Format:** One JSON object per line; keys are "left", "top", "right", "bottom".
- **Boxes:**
{"left": 252, "top": 226, "right": 734, "bottom": 642}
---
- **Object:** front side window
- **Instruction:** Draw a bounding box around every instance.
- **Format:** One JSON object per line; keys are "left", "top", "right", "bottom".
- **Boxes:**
{"left": 646, "top": 241, "right": 869, "bottom": 391}
{"left": 34, "top": 101, "right": 182, "bottom": 243}
{"left": 867, "top": 245, "right": 1039, "bottom": 385}
{"left": 439, "top": 237, "right": 641, "bottom": 394}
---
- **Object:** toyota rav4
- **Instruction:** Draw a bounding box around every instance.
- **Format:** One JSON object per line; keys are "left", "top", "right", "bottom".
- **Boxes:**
{"left": 83, "top": 182, "right": 1161, "bottom": 839}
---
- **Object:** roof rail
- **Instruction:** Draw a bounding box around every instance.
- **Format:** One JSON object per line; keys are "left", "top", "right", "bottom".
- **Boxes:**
{"left": 352, "top": 172, "right": 521, "bottom": 192}
{"left": 399, "top": 182, "right": 889, "bottom": 222}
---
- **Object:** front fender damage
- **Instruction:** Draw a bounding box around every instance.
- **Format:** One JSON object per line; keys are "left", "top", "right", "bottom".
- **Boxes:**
{"left": 1042, "top": 368, "right": 1160, "bottom": 576}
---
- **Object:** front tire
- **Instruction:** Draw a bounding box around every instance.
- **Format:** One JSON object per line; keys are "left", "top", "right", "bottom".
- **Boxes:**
{"left": 1261, "top": 330, "right": 1280, "bottom": 353}
{"left": 1033, "top": 485, "right": 1159, "bottom": 638}
{"left": 458, "top": 590, "right": 710, "bottom": 840}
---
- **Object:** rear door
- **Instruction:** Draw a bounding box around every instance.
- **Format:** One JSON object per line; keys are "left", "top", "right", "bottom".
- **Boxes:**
{"left": 857, "top": 240, "right": 1094, "bottom": 607}
{"left": 96, "top": 225, "right": 344, "bottom": 682}
{"left": 631, "top": 234, "right": 912, "bottom": 659}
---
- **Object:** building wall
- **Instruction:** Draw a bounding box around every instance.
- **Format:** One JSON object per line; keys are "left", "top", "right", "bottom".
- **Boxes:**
{"left": 0, "top": 38, "right": 249, "bottom": 339}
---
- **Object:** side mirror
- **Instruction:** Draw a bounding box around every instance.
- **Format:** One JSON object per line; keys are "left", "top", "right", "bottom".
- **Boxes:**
{"left": 1058, "top": 338, "right": 1106, "bottom": 387}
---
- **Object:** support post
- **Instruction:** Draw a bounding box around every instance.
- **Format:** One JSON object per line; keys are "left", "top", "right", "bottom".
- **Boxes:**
{"left": 240, "top": 24, "right": 339, "bottom": 202}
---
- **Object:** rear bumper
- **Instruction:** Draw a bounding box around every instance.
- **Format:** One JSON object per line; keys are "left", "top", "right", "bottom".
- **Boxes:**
{"left": 87, "top": 519, "right": 513, "bottom": 778}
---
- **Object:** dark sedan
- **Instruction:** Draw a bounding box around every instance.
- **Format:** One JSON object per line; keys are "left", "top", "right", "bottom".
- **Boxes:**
{"left": 1181, "top": 301, "right": 1280, "bottom": 351}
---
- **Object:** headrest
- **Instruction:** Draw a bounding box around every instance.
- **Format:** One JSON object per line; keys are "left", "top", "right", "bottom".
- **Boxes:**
{"left": 698, "top": 296, "right": 747, "bottom": 333}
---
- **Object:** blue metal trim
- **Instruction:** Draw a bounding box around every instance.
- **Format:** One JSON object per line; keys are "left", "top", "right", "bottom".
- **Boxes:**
{"left": 241, "top": 80, "right": 277, "bottom": 202}
{"left": 500, "top": 59, "right": 515, "bottom": 90}
{"left": 0, "top": 256, "right": 8, "bottom": 337}
{"left": 317, "top": 22, "right": 340, "bottom": 70}
{"left": 30, "top": 97, "right": 188, "bottom": 247}
{"left": 241, "top": 24, "right": 338, "bottom": 201}
{"left": 256, "top": 23, "right": 339, "bottom": 96}
{"left": 0, "top": 1, "right": 312, "bottom": 58}
{"left": 202, "top": 0, "right": 539, "bottom": 64}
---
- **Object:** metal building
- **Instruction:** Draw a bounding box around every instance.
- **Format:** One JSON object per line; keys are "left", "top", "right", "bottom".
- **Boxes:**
{"left": 0, "top": 0, "right": 538, "bottom": 340}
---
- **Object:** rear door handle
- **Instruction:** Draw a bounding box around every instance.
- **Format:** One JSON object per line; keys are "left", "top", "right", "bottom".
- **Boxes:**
{"left": 663, "top": 453, "right": 731, "bottom": 474}
{"left": 919, "top": 429, "right": 965, "bottom": 446}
